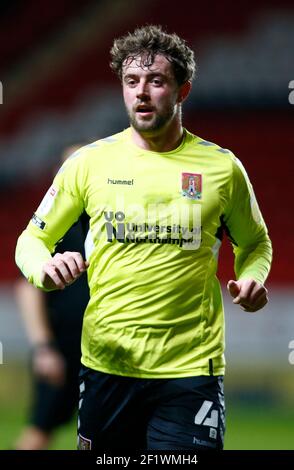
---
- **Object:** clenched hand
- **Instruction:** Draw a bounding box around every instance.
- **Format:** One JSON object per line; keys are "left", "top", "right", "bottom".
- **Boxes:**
{"left": 41, "top": 251, "right": 89, "bottom": 290}
{"left": 227, "top": 278, "right": 268, "bottom": 312}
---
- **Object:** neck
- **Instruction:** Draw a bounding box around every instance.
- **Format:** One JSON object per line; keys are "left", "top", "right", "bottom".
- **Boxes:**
{"left": 131, "top": 116, "right": 184, "bottom": 153}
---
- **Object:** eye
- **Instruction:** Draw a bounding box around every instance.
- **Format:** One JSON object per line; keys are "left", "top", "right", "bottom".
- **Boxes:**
{"left": 125, "top": 78, "right": 137, "bottom": 87}
{"left": 151, "top": 77, "right": 163, "bottom": 86}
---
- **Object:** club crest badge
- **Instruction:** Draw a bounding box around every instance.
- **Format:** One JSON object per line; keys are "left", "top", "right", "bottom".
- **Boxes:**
{"left": 182, "top": 173, "right": 202, "bottom": 200}
{"left": 78, "top": 433, "right": 92, "bottom": 450}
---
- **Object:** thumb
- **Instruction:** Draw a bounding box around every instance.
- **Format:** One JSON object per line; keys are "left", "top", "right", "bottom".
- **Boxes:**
{"left": 227, "top": 280, "right": 240, "bottom": 299}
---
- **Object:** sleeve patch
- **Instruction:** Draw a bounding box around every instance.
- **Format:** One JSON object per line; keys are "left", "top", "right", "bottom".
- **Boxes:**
{"left": 36, "top": 186, "right": 59, "bottom": 216}
{"left": 32, "top": 213, "right": 46, "bottom": 230}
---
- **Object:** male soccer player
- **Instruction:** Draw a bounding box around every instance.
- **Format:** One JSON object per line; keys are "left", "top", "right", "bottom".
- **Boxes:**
{"left": 15, "top": 25, "right": 272, "bottom": 450}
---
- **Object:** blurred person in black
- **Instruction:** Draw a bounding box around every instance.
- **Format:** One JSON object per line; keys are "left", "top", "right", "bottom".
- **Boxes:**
{"left": 14, "top": 146, "right": 89, "bottom": 450}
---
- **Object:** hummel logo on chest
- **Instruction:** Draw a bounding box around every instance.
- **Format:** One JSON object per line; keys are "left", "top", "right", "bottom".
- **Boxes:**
{"left": 107, "top": 178, "right": 134, "bottom": 186}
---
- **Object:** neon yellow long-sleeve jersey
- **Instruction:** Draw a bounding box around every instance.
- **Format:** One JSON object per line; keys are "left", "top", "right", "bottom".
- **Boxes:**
{"left": 15, "top": 128, "right": 272, "bottom": 378}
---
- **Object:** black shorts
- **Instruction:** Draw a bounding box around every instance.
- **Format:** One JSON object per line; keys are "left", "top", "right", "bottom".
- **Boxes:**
{"left": 78, "top": 366, "right": 225, "bottom": 451}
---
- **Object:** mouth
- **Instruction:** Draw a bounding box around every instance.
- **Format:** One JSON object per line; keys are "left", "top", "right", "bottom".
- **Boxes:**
{"left": 135, "top": 105, "right": 154, "bottom": 116}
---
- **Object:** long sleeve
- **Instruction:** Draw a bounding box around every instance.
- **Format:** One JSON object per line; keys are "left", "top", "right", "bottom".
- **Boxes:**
{"left": 223, "top": 156, "right": 272, "bottom": 284}
{"left": 15, "top": 157, "right": 85, "bottom": 289}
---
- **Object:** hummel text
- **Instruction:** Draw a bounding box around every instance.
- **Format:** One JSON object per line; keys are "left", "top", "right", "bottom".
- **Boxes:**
{"left": 108, "top": 178, "right": 134, "bottom": 186}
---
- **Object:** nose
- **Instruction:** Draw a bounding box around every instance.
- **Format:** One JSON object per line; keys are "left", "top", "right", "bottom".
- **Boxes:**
{"left": 136, "top": 79, "right": 150, "bottom": 99}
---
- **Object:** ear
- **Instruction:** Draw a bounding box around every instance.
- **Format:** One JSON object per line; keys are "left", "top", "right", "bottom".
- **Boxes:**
{"left": 177, "top": 81, "right": 192, "bottom": 103}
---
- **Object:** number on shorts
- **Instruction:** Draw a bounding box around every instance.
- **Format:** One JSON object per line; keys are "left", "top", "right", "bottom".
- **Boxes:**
{"left": 194, "top": 400, "right": 219, "bottom": 428}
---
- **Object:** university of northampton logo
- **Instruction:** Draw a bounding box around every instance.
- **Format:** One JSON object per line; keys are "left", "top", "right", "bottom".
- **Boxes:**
{"left": 182, "top": 173, "right": 202, "bottom": 200}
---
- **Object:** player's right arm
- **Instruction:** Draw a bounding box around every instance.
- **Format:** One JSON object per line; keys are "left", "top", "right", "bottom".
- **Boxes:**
{"left": 15, "top": 153, "right": 88, "bottom": 290}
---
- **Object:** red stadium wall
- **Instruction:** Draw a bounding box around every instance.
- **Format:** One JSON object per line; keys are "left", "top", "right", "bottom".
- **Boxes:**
{"left": 1, "top": 0, "right": 293, "bottom": 136}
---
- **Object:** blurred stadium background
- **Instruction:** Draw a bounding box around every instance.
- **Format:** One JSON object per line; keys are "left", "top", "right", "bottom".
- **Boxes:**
{"left": 0, "top": 0, "right": 293, "bottom": 450}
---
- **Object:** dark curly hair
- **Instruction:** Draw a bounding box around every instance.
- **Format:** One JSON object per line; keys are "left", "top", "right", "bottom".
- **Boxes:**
{"left": 110, "top": 25, "right": 196, "bottom": 86}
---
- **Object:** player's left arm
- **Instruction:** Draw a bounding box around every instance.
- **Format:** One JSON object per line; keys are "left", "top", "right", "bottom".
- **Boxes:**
{"left": 224, "top": 156, "right": 273, "bottom": 312}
